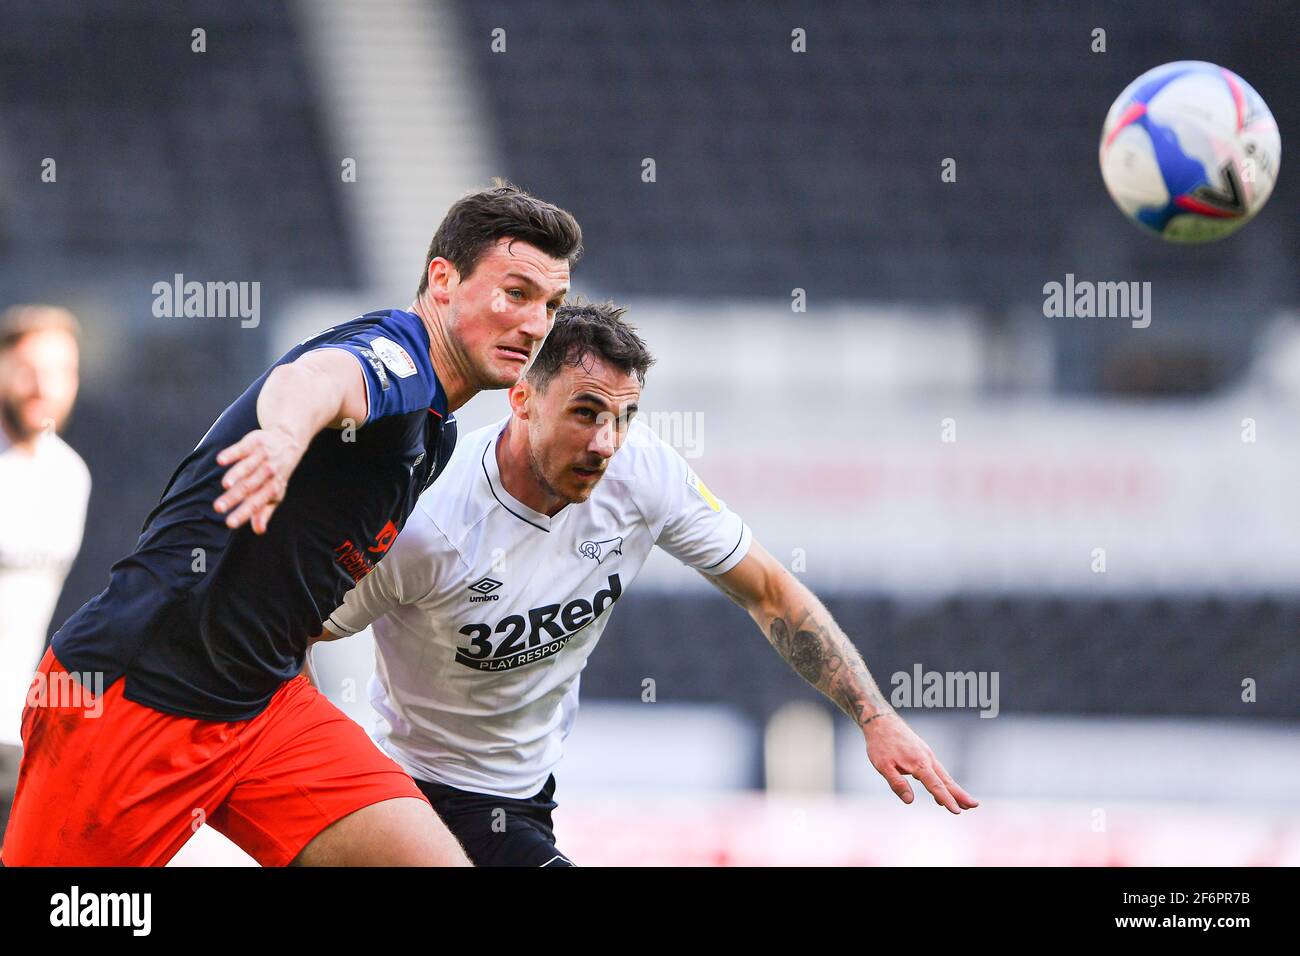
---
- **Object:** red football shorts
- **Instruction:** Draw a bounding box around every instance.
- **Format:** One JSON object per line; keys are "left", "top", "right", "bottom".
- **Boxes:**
{"left": 1, "top": 647, "right": 429, "bottom": 866}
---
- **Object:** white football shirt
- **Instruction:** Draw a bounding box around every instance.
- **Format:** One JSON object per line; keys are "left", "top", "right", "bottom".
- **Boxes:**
{"left": 326, "top": 415, "right": 752, "bottom": 798}
{"left": 0, "top": 428, "right": 91, "bottom": 746}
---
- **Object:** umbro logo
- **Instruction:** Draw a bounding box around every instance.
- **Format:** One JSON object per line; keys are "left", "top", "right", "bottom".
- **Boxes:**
{"left": 578, "top": 536, "right": 623, "bottom": 564}
{"left": 468, "top": 576, "right": 502, "bottom": 603}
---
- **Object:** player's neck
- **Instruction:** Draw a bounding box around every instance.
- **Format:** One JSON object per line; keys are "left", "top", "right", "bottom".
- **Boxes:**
{"left": 498, "top": 419, "right": 566, "bottom": 517}
{"left": 410, "top": 297, "right": 475, "bottom": 412}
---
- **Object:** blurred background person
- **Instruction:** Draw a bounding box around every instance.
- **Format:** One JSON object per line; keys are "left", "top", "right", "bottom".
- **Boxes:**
{"left": 0, "top": 305, "right": 90, "bottom": 841}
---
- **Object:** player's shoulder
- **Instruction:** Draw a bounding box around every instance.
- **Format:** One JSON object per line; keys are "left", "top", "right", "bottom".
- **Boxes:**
{"left": 600, "top": 419, "right": 690, "bottom": 526}
{"left": 344, "top": 308, "right": 433, "bottom": 378}
{"left": 302, "top": 308, "right": 423, "bottom": 347}
{"left": 605, "top": 418, "right": 688, "bottom": 484}
{"left": 362, "top": 307, "right": 429, "bottom": 347}
{"left": 409, "top": 417, "right": 504, "bottom": 546}
{"left": 299, "top": 308, "right": 435, "bottom": 392}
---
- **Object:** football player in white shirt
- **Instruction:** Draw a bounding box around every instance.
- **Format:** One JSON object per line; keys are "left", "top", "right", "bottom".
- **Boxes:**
{"left": 318, "top": 303, "right": 978, "bottom": 865}
{"left": 0, "top": 305, "right": 90, "bottom": 841}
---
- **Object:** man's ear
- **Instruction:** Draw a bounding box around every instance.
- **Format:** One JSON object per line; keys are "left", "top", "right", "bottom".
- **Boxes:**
{"left": 508, "top": 379, "right": 532, "bottom": 419}
{"left": 427, "top": 257, "right": 457, "bottom": 304}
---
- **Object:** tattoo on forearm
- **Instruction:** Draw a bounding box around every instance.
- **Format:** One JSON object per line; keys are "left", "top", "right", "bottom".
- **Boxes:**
{"left": 788, "top": 628, "right": 827, "bottom": 684}
{"left": 769, "top": 618, "right": 793, "bottom": 657}
{"left": 767, "top": 608, "right": 892, "bottom": 728}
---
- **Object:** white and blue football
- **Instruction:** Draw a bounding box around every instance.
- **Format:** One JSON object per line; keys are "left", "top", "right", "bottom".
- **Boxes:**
{"left": 1099, "top": 60, "right": 1281, "bottom": 242}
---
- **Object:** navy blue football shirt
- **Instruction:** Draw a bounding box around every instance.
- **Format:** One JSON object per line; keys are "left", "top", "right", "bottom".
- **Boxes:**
{"left": 52, "top": 309, "right": 458, "bottom": 720}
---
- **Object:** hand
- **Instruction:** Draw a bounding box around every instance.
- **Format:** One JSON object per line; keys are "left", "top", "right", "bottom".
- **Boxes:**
{"left": 863, "top": 713, "right": 979, "bottom": 814}
{"left": 213, "top": 426, "right": 306, "bottom": 534}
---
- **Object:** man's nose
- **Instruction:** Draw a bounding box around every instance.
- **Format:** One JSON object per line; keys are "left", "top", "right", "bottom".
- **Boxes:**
{"left": 590, "top": 420, "right": 617, "bottom": 458}
{"left": 519, "top": 303, "right": 550, "bottom": 342}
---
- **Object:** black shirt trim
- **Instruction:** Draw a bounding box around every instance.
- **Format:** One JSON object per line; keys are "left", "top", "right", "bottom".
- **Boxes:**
{"left": 481, "top": 440, "right": 549, "bottom": 533}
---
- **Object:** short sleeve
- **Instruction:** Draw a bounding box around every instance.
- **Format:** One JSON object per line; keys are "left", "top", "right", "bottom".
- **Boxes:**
{"left": 649, "top": 441, "right": 752, "bottom": 576}
{"left": 315, "top": 329, "right": 432, "bottom": 424}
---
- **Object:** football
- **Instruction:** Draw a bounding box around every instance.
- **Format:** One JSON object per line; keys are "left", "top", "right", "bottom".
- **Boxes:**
{"left": 1099, "top": 60, "right": 1281, "bottom": 242}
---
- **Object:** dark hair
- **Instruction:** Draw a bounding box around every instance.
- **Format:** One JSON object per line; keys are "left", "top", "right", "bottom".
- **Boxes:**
{"left": 417, "top": 180, "right": 583, "bottom": 295}
{"left": 0, "top": 304, "right": 81, "bottom": 353}
{"left": 527, "top": 301, "right": 655, "bottom": 392}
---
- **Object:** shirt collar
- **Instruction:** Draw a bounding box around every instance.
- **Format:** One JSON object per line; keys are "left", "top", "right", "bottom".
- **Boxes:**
{"left": 480, "top": 419, "right": 560, "bottom": 533}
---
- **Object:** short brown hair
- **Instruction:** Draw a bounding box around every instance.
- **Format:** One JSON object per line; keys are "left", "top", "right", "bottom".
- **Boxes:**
{"left": 417, "top": 181, "right": 583, "bottom": 296}
{"left": 0, "top": 304, "right": 81, "bottom": 353}
{"left": 527, "top": 301, "right": 655, "bottom": 392}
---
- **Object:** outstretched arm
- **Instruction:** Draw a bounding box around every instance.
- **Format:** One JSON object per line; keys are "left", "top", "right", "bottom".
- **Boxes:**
{"left": 705, "top": 540, "right": 979, "bottom": 814}
{"left": 214, "top": 348, "right": 369, "bottom": 534}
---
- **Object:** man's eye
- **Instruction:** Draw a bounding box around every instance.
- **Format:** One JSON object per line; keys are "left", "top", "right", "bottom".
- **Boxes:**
{"left": 576, "top": 408, "right": 596, "bottom": 421}
{"left": 507, "top": 289, "right": 525, "bottom": 300}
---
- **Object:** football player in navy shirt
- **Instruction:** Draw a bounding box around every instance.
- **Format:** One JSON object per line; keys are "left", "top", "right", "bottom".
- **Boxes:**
{"left": 2, "top": 183, "right": 579, "bottom": 866}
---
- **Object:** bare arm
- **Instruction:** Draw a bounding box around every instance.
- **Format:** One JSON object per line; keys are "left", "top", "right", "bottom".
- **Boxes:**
{"left": 299, "top": 626, "right": 349, "bottom": 687}
{"left": 706, "top": 540, "right": 979, "bottom": 814}
{"left": 214, "top": 349, "right": 369, "bottom": 534}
